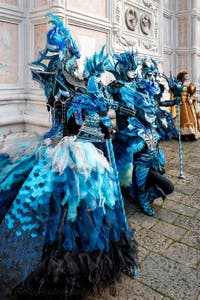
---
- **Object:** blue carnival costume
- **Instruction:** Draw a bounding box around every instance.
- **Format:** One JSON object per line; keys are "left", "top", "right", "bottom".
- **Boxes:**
{"left": 106, "top": 51, "right": 174, "bottom": 216}
{"left": 0, "top": 15, "right": 138, "bottom": 300}
{"left": 140, "top": 57, "right": 177, "bottom": 141}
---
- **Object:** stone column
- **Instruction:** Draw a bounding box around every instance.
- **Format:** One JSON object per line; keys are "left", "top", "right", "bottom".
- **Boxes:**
{"left": 176, "top": 0, "right": 200, "bottom": 100}
{"left": 190, "top": 1, "right": 200, "bottom": 98}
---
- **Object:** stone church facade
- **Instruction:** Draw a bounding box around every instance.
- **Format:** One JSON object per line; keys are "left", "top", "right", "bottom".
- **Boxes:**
{"left": 0, "top": 0, "right": 200, "bottom": 135}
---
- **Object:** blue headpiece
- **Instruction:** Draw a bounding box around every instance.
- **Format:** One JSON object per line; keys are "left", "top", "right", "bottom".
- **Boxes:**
{"left": 140, "top": 57, "right": 159, "bottom": 77}
{"left": 30, "top": 14, "right": 82, "bottom": 103}
{"left": 106, "top": 50, "right": 138, "bottom": 81}
{"left": 83, "top": 46, "right": 108, "bottom": 79}
{"left": 162, "top": 73, "right": 184, "bottom": 97}
{"left": 46, "top": 13, "right": 80, "bottom": 58}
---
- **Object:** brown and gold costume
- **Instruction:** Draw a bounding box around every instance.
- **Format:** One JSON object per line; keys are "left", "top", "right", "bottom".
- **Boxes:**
{"left": 170, "top": 71, "right": 200, "bottom": 139}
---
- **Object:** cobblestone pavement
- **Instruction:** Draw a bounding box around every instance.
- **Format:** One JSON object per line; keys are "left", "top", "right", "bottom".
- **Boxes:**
{"left": 87, "top": 138, "right": 200, "bottom": 300}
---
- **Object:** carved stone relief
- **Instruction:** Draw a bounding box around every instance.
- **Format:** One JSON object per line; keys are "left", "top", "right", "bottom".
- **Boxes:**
{"left": 140, "top": 39, "right": 157, "bottom": 52}
{"left": 140, "top": 13, "right": 151, "bottom": 35}
{"left": 116, "top": 33, "right": 138, "bottom": 48}
{"left": 115, "top": 0, "right": 121, "bottom": 24}
{"left": 114, "top": 0, "right": 160, "bottom": 55}
{"left": 125, "top": 8, "right": 138, "bottom": 31}
{"left": 143, "top": 0, "right": 160, "bottom": 8}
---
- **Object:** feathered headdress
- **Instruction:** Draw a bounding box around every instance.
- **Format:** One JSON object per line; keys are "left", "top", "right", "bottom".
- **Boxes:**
{"left": 83, "top": 45, "right": 108, "bottom": 79}
{"left": 46, "top": 13, "right": 80, "bottom": 58}
{"left": 162, "top": 73, "right": 184, "bottom": 97}
{"left": 140, "top": 56, "right": 159, "bottom": 77}
{"left": 105, "top": 50, "right": 138, "bottom": 81}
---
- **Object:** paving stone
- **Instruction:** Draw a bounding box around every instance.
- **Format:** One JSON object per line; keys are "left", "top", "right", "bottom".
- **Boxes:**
{"left": 195, "top": 210, "right": 200, "bottom": 220}
{"left": 177, "top": 190, "right": 200, "bottom": 210}
{"left": 166, "top": 190, "right": 193, "bottom": 207}
{"left": 170, "top": 171, "right": 199, "bottom": 183}
{"left": 175, "top": 215, "right": 200, "bottom": 234}
{"left": 173, "top": 180, "right": 197, "bottom": 196}
{"left": 167, "top": 190, "right": 188, "bottom": 203}
{"left": 130, "top": 212, "right": 159, "bottom": 229}
{"left": 151, "top": 221, "right": 186, "bottom": 240}
{"left": 125, "top": 203, "right": 140, "bottom": 218}
{"left": 124, "top": 196, "right": 141, "bottom": 217}
{"left": 167, "top": 159, "right": 179, "bottom": 167}
{"left": 167, "top": 169, "right": 180, "bottom": 177}
{"left": 181, "top": 231, "right": 200, "bottom": 249}
{"left": 128, "top": 218, "right": 143, "bottom": 233}
{"left": 138, "top": 253, "right": 200, "bottom": 300}
{"left": 86, "top": 276, "right": 164, "bottom": 300}
{"left": 136, "top": 228, "right": 172, "bottom": 252}
{"left": 138, "top": 246, "right": 150, "bottom": 263}
{"left": 162, "top": 242, "right": 199, "bottom": 268}
{"left": 153, "top": 208, "right": 178, "bottom": 223}
{"left": 190, "top": 191, "right": 200, "bottom": 210}
{"left": 162, "top": 200, "right": 198, "bottom": 217}
{"left": 186, "top": 166, "right": 200, "bottom": 177}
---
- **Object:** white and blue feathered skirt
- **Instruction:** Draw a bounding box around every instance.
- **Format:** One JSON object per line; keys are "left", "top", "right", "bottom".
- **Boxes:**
{"left": 0, "top": 135, "right": 138, "bottom": 300}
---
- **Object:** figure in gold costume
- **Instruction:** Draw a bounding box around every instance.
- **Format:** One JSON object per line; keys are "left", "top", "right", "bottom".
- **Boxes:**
{"left": 170, "top": 71, "right": 200, "bottom": 139}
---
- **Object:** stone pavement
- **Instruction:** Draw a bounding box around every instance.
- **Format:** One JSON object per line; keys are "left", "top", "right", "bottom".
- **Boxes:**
{"left": 87, "top": 138, "right": 200, "bottom": 300}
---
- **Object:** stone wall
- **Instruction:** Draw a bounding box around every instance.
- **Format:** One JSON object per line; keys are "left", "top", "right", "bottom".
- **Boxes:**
{"left": 162, "top": 0, "right": 200, "bottom": 96}
{"left": 0, "top": 0, "right": 26, "bottom": 136}
{"left": 0, "top": 0, "right": 199, "bottom": 136}
{"left": 25, "top": 0, "right": 112, "bottom": 134}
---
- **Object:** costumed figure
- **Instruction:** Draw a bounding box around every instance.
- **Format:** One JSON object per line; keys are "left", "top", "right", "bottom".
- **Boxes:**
{"left": 163, "top": 73, "right": 185, "bottom": 177}
{"left": 140, "top": 57, "right": 177, "bottom": 140}
{"left": 106, "top": 51, "right": 174, "bottom": 216}
{"left": 169, "top": 71, "right": 200, "bottom": 140}
{"left": 0, "top": 14, "right": 138, "bottom": 300}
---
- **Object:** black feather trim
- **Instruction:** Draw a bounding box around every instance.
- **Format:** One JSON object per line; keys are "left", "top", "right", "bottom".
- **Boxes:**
{"left": 11, "top": 234, "right": 138, "bottom": 300}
